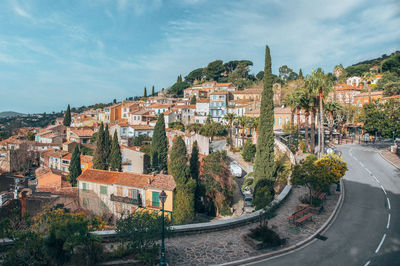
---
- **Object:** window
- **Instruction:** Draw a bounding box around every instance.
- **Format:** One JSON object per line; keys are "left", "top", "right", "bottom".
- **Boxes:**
{"left": 100, "top": 185, "right": 107, "bottom": 195}
{"left": 81, "top": 164, "right": 85, "bottom": 169}
{"left": 278, "top": 118, "right": 282, "bottom": 126}
{"left": 116, "top": 203, "right": 122, "bottom": 213}
{"left": 83, "top": 198, "right": 89, "bottom": 206}
{"left": 117, "top": 186, "right": 123, "bottom": 196}
{"left": 152, "top": 191, "right": 160, "bottom": 207}
{"left": 82, "top": 182, "right": 88, "bottom": 190}
{"left": 130, "top": 189, "right": 138, "bottom": 199}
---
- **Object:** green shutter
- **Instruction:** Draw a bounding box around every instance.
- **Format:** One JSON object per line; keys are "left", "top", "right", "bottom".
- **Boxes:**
{"left": 82, "top": 183, "right": 87, "bottom": 190}
{"left": 152, "top": 191, "right": 160, "bottom": 207}
{"left": 100, "top": 185, "right": 107, "bottom": 195}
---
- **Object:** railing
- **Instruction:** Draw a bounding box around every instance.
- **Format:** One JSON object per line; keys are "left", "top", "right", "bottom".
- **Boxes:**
{"left": 110, "top": 194, "right": 142, "bottom": 206}
{"left": 146, "top": 200, "right": 162, "bottom": 210}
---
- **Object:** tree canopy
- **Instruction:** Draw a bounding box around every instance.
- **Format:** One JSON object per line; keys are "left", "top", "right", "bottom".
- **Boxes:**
{"left": 63, "top": 104, "right": 71, "bottom": 126}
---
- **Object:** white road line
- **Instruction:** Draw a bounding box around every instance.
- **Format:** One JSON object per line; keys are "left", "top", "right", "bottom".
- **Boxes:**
{"left": 360, "top": 162, "right": 365, "bottom": 167}
{"left": 387, "top": 198, "right": 391, "bottom": 210}
{"left": 365, "top": 168, "right": 372, "bottom": 174}
{"left": 373, "top": 175, "right": 380, "bottom": 184}
{"left": 387, "top": 214, "right": 391, "bottom": 229}
{"left": 364, "top": 261, "right": 371, "bottom": 266}
{"left": 375, "top": 234, "right": 386, "bottom": 253}
{"left": 381, "top": 185, "right": 387, "bottom": 195}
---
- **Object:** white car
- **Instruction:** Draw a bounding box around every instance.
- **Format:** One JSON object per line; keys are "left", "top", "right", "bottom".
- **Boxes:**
{"left": 230, "top": 163, "right": 243, "bottom": 177}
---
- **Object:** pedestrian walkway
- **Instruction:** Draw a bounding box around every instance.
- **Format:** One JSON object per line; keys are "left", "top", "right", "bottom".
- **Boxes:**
{"left": 381, "top": 150, "right": 400, "bottom": 169}
{"left": 165, "top": 186, "right": 340, "bottom": 265}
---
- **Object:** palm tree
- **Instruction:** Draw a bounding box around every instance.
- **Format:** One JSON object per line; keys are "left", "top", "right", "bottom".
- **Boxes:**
{"left": 297, "top": 88, "right": 311, "bottom": 152}
{"left": 237, "top": 116, "right": 248, "bottom": 148}
{"left": 224, "top": 113, "right": 236, "bottom": 147}
{"left": 325, "top": 101, "right": 342, "bottom": 143}
{"left": 283, "top": 91, "right": 302, "bottom": 135}
{"left": 307, "top": 68, "right": 334, "bottom": 156}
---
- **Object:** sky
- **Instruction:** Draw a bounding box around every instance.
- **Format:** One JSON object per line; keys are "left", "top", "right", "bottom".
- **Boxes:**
{"left": 0, "top": 0, "right": 399, "bottom": 114}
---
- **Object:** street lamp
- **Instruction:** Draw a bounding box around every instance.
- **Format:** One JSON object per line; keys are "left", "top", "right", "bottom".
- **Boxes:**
{"left": 393, "top": 131, "right": 395, "bottom": 144}
{"left": 159, "top": 190, "right": 168, "bottom": 266}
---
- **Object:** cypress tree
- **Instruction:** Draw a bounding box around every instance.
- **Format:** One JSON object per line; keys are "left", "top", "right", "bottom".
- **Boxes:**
{"left": 189, "top": 141, "right": 199, "bottom": 181}
{"left": 169, "top": 136, "right": 195, "bottom": 224}
{"left": 144, "top": 86, "right": 147, "bottom": 98}
{"left": 168, "top": 136, "right": 189, "bottom": 184}
{"left": 110, "top": 131, "right": 122, "bottom": 171}
{"left": 254, "top": 45, "right": 275, "bottom": 183}
{"left": 63, "top": 104, "right": 71, "bottom": 126}
{"left": 190, "top": 95, "right": 197, "bottom": 105}
{"left": 104, "top": 124, "right": 111, "bottom": 169}
{"left": 68, "top": 145, "right": 81, "bottom": 187}
{"left": 152, "top": 85, "right": 155, "bottom": 96}
{"left": 299, "top": 69, "right": 304, "bottom": 79}
{"left": 151, "top": 113, "right": 168, "bottom": 172}
{"left": 93, "top": 123, "right": 106, "bottom": 170}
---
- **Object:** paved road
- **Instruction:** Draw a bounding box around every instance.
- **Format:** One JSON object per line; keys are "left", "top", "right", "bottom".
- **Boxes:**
{"left": 247, "top": 145, "right": 400, "bottom": 266}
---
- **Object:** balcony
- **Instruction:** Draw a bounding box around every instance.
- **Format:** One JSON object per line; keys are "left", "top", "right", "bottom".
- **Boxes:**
{"left": 110, "top": 194, "right": 142, "bottom": 206}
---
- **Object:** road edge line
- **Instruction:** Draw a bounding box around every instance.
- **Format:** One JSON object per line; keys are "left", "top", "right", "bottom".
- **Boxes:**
{"left": 219, "top": 179, "right": 346, "bottom": 266}
{"left": 378, "top": 151, "right": 400, "bottom": 170}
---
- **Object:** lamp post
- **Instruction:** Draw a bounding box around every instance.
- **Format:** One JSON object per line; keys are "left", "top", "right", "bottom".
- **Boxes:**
{"left": 393, "top": 131, "right": 395, "bottom": 144}
{"left": 159, "top": 190, "right": 167, "bottom": 266}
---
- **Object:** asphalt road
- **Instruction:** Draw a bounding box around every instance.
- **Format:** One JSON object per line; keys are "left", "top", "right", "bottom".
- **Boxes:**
{"left": 247, "top": 145, "right": 400, "bottom": 266}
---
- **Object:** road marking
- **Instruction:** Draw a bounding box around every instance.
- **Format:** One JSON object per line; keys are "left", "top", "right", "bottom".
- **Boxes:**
{"left": 364, "top": 261, "right": 371, "bottom": 266}
{"left": 387, "top": 214, "right": 391, "bottom": 229}
{"left": 381, "top": 185, "right": 387, "bottom": 195}
{"left": 387, "top": 198, "right": 391, "bottom": 210}
{"left": 359, "top": 162, "right": 364, "bottom": 167}
{"left": 375, "top": 234, "right": 386, "bottom": 253}
{"left": 365, "top": 168, "right": 372, "bottom": 174}
{"left": 372, "top": 175, "right": 380, "bottom": 184}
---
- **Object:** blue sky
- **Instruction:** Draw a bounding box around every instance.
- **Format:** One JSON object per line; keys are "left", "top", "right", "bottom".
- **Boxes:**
{"left": 0, "top": 0, "right": 399, "bottom": 114}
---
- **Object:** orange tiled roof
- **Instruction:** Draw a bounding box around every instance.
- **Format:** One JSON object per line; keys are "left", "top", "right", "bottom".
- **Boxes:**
{"left": 77, "top": 169, "right": 176, "bottom": 191}
{"left": 70, "top": 127, "right": 95, "bottom": 137}
{"left": 353, "top": 91, "right": 384, "bottom": 97}
{"left": 215, "top": 82, "right": 233, "bottom": 87}
{"left": 334, "top": 84, "right": 362, "bottom": 91}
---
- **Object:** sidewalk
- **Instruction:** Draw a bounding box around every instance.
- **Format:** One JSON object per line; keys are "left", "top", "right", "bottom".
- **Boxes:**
{"left": 380, "top": 150, "right": 400, "bottom": 169}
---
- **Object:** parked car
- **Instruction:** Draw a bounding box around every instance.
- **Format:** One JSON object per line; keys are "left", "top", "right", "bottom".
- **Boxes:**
{"left": 230, "top": 162, "right": 243, "bottom": 177}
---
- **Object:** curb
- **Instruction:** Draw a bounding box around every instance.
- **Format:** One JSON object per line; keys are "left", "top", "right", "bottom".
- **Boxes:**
{"left": 220, "top": 179, "right": 345, "bottom": 266}
{"left": 379, "top": 151, "right": 400, "bottom": 170}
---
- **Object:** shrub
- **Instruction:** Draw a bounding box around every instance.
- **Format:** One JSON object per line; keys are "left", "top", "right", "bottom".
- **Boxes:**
{"left": 242, "top": 139, "right": 256, "bottom": 162}
{"left": 249, "top": 223, "right": 285, "bottom": 248}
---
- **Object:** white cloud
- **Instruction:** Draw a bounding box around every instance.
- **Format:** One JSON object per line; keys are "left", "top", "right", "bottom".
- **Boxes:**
{"left": 13, "top": 5, "right": 31, "bottom": 18}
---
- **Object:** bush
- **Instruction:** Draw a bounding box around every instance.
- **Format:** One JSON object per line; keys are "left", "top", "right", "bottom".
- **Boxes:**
{"left": 252, "top": 179, "right": 274, "bottom": 210}
{"left": 249, "top": 223, "right": 285, "bottom": 248}
{"left": 242, "top": 139, "right": 256, "bottom": 162}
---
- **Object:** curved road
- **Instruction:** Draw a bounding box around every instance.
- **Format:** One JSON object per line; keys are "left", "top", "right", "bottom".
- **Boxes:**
{"left": 247, "top": 145, "right": 400, "bottom": 266}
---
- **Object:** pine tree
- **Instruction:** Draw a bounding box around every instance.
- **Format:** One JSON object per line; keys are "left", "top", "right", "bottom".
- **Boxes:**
{"left": 190, "top": 141, "right": 199, "bottom": 181}
{"left": 104, "top": 124, "right": 111, "bottom": 169}
{"left": 110, "top": 131, "right": 122, "bottom": 171}
{"left": 190, "top": 95, "right": 197, "bottom": 105}
{"left": 254, "top": 45, "right": 275, "bottom": 183}
{"left": 177, "top": 75, "right": 182, "bottom": 83}
{"left": 93, "top": 123, "right": 106, "bottom": 170}
{"left": 152, "top": 85, "right": 155, "bottom": 96}
{"left": 151, "top": 114, "right": 168, "bottom": 172}
{"left": 144, "top": 87, "right": 147, "bottom": 98}
{"left": 63, "top": 104, "right": 71, "bottom": 126}
{"left": 68, "top": 146, "right": 81, "bottom": 187}
{"left": 299, "top": 69, "right": 304, "bottom": 79}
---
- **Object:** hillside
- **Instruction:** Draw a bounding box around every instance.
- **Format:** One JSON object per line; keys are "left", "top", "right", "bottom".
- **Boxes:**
{"left": 0, "top": 111, "right": 26, "bottom": 118}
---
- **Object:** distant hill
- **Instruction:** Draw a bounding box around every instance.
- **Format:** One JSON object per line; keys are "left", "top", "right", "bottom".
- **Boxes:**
{"left": 0, "top": 111, "right": 26, "bottom": 118}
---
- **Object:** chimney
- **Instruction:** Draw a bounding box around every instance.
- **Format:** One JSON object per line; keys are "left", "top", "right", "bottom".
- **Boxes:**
{"left": 148, "top": 177, "right": 152, "bottom": 184}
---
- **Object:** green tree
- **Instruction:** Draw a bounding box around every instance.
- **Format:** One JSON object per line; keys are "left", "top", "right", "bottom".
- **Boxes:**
{"left": 185, "top": 68, "right": 204, "bottom": 84}
{"left": 151, "top": 113, "right": 168, "bottom": 172}
{"left": 26, "top": 131, "right": 35, "bottom": 141}
{"left": 168, "top": 136, "right": 189, "bottom": 184}
{"left": 177, "top": 74, "right": 183, "bottom": 83}
{"left": 68, "top": 146, "right": 81, "bottom": 186}
{"left": 203, "top": 60, "right": 225, "bottom": 81}
{"left": 252, "top": 179, "right": 274, "bottom": 210}
{"left": 190, "top": 95, "right": 197, "bottom": 105}
{"left": 169, "top": 81, "right": 190, "bottom": 97}
{"left": 110, "top": 131, "right": 122, "bottom": 171}
{"left": 256, "top": 71, "right": 264, "bottom": 81}
{"left": 242, "top": 139, "right": 256, "bottom": 162}
{"left": 151, "top": 85, "right": 155, "bottom": 96}
{"left": 190, "top": 141, "right": 199, "bottom": 181}
{"left": 93, "top": 123, "right": 107, "bottom": 170}
{"left": 144, "top": 86, "right": 147, "bottom": 98}
{"left": 63, "top": 104, "right": 71, "bottom": 126}
{"left": 104, "top": 124, "right": 111, "bottom": 169}
{"left": 381, "top": 53, "right": 400, "bottom": 75}
{"left": 279, "top": 65, "right": 298, "bottom": 83}
{"left": 224, "top": 112, "right": 236, "bottom": 147}
{"left": 228, "top": 62, "right": 253, "bottom": 90}
{"left": 298, "top": 69, "right": 304, "bottom": 79}
{"left": 169, "top": 136, "right": 195, "bottom": 224}
{"left": 254, "top": 45, "right": 275, "bottom": 183}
